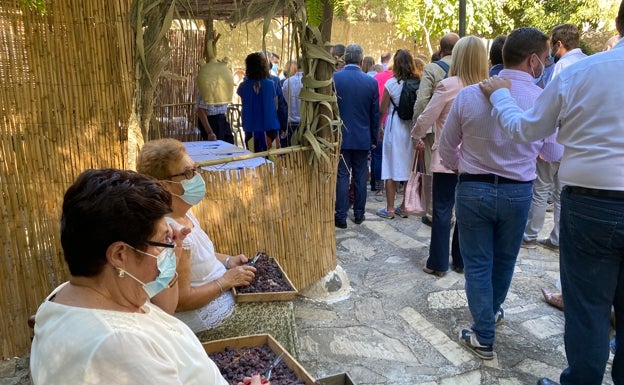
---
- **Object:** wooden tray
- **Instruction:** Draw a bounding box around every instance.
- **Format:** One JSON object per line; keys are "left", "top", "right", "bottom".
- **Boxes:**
{"left": 203, "top": 334, "right": 315, "bottom": 385}
{"left": 316, "top": 373, "right": 356, "bottom": 385}
{"left": 232, "top": 257, "right": 298, "bottom": 302}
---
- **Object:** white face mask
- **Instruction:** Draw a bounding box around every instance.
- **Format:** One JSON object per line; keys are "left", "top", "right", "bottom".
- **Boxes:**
{"left": 170, "top": 173, "right": 206, "bottom": 206}
{"left": 531, "top": 54, "right": 545, "bottom": 85}
{"left": 120, "top": 244, "right": 177, "bottom": 298}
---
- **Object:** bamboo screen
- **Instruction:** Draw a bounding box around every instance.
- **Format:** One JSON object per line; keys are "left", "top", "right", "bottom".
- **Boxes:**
{"left": 0, "top": 0, "right": 134, "bottom": 358}
{"left": 194, "top": 149, "right": 339, "bottom": 292}
{"left": 149, "top": 28, "right": 205, "bottom": 141}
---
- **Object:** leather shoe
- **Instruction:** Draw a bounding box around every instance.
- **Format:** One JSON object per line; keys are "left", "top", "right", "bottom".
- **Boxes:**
{"left": 354, "top": 215, "right": 365, "bottom": 224}
{"left": 541, "top": 288, "right": 564, "bottom": 311}
{"left": 537, "top": 378, "right": 559, "bottom": 385}
{"left": 423, "top": 267, "right": 446, "bottom": 277}
{"left": 421, "top": 216, "right": 432, "bottom": 226}
{"left": 335, "top": 219, "right": 347, "bottom": 229}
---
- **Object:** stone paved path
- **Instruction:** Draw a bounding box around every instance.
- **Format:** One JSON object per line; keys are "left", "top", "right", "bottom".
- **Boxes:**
{"left": 295, "top": 190, "right": 615, "bottom": 385}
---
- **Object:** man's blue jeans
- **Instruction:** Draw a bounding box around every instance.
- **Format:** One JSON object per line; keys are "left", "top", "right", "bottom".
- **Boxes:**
{"left": 335, "top": 149, "right": 369, "bottom": 222}
{"left": 559, "top": 187, "right": 624, "bottom": 385}
{"left": 456, "top": 180, "right": 532, "bottom": 345}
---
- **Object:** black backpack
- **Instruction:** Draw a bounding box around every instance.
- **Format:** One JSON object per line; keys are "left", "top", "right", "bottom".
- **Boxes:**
{"left": 390, "top": 78, "right": 421, "bottom": 121}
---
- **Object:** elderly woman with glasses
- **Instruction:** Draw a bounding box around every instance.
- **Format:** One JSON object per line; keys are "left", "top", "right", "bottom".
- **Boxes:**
{"left": 138, "top": 138, "right": 299, "bottom": 355}
{"left": 30, "top": 168, "right": 265, "bottom": 385}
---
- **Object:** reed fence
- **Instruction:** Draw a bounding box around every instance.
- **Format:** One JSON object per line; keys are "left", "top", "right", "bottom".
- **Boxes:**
{"left": 194, "top": 146, "right": 339, "bottom": 292}
{"left": 0, "top": 0, "right": 339, "bottom": 360}
{"left": 0, "top": 0, "right": 134, "bottom": 358}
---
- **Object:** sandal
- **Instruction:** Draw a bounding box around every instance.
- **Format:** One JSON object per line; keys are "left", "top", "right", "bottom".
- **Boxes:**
{"left": 376, "top": 208, "right": 395, "bottom": 219}
{"left": 394, "top": 207, "right": 408, "bottom": 218}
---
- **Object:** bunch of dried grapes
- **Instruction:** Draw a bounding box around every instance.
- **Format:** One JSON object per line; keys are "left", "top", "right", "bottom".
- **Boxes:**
{"left": 209, "top": 345, "right": 305, "bottom": 385}
{"left": 237, "top": 254, "right": 294, "bottom": 294}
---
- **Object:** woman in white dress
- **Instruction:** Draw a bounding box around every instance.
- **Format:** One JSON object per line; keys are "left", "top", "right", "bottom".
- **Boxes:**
{"left": 376, "top": 50, "right": 425, "bottom": 219}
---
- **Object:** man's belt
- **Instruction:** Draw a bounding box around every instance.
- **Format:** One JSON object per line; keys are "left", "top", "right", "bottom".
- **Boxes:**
{"left": 566, "top": 186, "right": 624, "bottom": 200}
{"left": 459, "top": 174, "right": 532, "bottom": 184}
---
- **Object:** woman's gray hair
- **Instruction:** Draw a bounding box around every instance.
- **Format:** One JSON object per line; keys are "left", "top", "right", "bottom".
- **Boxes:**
{"left": 343, "top": 44, "right": 364, "bottom": 65}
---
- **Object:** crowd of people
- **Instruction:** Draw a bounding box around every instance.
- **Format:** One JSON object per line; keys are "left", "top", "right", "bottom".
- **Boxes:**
{"left": 28, "top": 3, "right": 624, "bottom": 384}
{"left": 332, "top": 3, "right": 624, "bottom": 385}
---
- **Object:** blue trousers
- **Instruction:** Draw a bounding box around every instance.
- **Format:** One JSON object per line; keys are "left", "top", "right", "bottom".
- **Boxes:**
{"left": 426, "top": 173, "right": 462, "bottom": 272}
{"left": 335, "top": 149, "right": 369, "bottom": 222}
{"left": 456, "top": 180, "right": 532, "bottom": 345}
{"left": 559, "top": 187, "right": 624, "bottom": 385}
{"left": 370, "top": 139, "right": 383, "bottom": 190}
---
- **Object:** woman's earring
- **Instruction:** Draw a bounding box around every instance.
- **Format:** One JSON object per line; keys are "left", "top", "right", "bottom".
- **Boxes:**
{"left": 117, "top": 269, "right": 125, "bottom": 278}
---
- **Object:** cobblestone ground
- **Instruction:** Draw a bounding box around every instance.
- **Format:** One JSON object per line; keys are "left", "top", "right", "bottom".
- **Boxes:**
{"left": 295, "top": 190, "right": 615, "bottom": 385}
{"left": 3, "top": 191, "right": 616, "bottom": 385}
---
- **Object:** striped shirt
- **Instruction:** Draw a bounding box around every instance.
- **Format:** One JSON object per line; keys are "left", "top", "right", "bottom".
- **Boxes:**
{"left": 196, "top": 91, "right": 228, "bottom": 115}
{"left": 490, "top": 39, "right": 624, "bottom": 191}
{"left": 439, "top": 69, "right": 563, "bottom": 182}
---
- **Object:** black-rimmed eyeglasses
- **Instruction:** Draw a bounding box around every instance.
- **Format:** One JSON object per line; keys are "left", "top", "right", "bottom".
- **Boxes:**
{"left": 144, "top": 240, "right": 175, "bottom": 249}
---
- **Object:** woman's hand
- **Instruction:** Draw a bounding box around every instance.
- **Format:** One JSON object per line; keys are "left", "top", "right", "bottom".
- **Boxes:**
{"left": 237, "top": 373, "right": 268, "bottom": 385}
{"left": 412, "top": 138, "right": 425, "bottom": 151}
{"left": 228, "top": 254, "right": 249, "bottom": 268}
{"left": 221, "top": 265, "right": 256, "bottom": 289}
{"left": 170, "top": 225, "right": 192, "bottom": 263}
{"left": 170, "top": 225, "right": 191, "bottom": 247}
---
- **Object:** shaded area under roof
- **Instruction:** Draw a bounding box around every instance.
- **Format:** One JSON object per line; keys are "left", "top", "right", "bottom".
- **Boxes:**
{"left": 178, "top": 0, "right": 303, "bottom": 23}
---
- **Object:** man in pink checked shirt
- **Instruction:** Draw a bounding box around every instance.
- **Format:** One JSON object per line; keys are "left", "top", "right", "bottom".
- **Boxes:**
{"left": 438, "top": 27, "right": 563, "bottom": 361}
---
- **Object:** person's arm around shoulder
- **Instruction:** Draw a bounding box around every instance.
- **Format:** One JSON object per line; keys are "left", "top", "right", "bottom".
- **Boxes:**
{"left": 480, "top": 75, "right": 561, "bottom": 143}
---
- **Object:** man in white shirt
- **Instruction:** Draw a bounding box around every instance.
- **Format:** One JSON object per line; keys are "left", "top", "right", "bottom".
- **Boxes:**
{"left": 480, "top": 3, "right": 624, "bottom": 383}
{"left": 521, "top": 23, "right": 587, "bottom": 252}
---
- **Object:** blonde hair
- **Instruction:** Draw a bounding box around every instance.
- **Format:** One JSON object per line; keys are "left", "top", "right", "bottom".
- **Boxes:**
{"left": 449, "top": 36, "right": 489, "bottom": 86}
{"left": 137, "top": 138, "right": 187, "bottom": 180}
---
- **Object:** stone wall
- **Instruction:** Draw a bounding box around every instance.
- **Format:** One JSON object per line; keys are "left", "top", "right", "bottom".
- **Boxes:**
{"left": 212, "top": 19, "right": 419, "bottom": 70}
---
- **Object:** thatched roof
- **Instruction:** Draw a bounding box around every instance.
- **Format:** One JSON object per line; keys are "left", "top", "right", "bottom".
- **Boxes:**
{"left": 179, "top": 0, "right": 302, "bottom": 23}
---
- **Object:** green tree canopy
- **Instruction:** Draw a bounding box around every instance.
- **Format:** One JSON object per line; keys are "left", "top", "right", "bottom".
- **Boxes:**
{"left": 325, "top": 0, "right": 619, "bottom": 55}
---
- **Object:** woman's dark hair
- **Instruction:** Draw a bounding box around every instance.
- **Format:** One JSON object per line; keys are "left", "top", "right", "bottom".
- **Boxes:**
{"left": 502, "top": 27, "right": 549, "bottom": 67}
{"left": 489, "top": 35, "right": 507, "bottom": 66}
{"left": 393, "top": 49, "right": 422, "bottom": 82}
{"left": 61, "top": 169, "right": 172, "bottom": 277}
{"left": 245, "top": 52, "right": 270, "bottom": 80}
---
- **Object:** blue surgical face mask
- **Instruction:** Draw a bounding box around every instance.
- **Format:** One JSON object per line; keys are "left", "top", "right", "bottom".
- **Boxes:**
{"left": 171, "top": 173, "right": 206, "bottom": 206}
{"left": 271, "top": 63, "right": 279, "bottom": 74}
{"left": 121, "top": 245, "right": 177, "bottom": 298}
{"left": 531, "top": 54, "right": 545, "bottom": 85}
{"left": 547, "top": 54, "right": 555, "bottom": 65}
